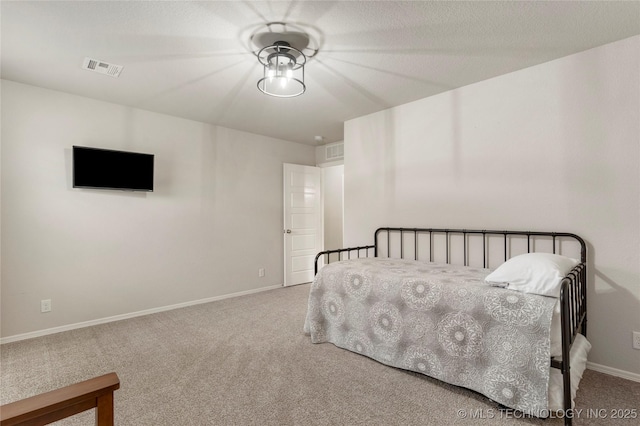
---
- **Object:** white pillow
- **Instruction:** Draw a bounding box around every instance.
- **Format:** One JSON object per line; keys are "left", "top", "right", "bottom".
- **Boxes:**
{"left": 484, "top": 253, "right": 579, "bottom": 297}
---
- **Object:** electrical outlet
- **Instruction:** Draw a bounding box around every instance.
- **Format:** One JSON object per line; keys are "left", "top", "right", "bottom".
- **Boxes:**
{"left": 41, "top": 299, "right": 52, "bottom": 313}
{"left": 633, "top": 331, "right": 640, "bottom": 350}
{"left": 258, "top": 268, "right": 265, "bottom": 277}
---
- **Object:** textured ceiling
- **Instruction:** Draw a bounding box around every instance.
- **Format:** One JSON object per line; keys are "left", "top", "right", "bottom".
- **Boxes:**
{"left": 2, "top": 1, "right": 639, "bottom": 145}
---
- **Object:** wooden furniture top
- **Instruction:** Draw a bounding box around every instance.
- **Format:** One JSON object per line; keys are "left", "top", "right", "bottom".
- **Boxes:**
{"left": 0, "top": 372, "right": 120, "bottom": 426}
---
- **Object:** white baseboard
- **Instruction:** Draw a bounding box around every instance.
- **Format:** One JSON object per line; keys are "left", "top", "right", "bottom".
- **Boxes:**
{"left": 587, "top": 361, "right": 640, "bottom": 383}
{"left": 0, "top": 284, "right": 283, "bottom": 345}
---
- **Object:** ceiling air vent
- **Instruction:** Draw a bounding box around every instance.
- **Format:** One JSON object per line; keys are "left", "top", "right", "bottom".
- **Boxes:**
{"left": 82, "top": 57, "right": 123, "bottom": 78}
{"left": 325, "top": 143, "right": 344, "bottom": 160}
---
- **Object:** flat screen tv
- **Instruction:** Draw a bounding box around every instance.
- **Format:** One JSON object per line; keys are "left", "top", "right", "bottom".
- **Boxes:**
{"left": 73, "top": 146, "right": 154, "bottom": 192}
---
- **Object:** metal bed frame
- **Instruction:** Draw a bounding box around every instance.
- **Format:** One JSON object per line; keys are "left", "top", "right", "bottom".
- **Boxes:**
{"left": 314, "top": 227, "right": 587, "bottom": 425}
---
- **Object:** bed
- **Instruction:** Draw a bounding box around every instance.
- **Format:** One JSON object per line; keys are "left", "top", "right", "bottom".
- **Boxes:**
{"left": 304, "top": 227, "right": 589, "bottom": 425}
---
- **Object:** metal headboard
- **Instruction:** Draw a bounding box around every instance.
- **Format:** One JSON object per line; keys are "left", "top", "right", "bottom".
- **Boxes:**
{"left": 374, "top": 227, "right": 587, "bottom": 266}
{"left": 315, "top": 227, "right": 586, "bottom": 271}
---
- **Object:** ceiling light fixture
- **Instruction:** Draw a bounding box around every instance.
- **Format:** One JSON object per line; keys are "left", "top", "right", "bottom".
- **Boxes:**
{"left": 257, "top": 41, "right": 306, "bottom": 98}
{"left": 250, "top": 22, "right": 318, "bottom": 98}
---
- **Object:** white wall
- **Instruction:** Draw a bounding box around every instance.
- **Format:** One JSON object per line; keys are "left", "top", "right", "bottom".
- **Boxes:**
{"left": 315, "top": 143, "right": 344, "bottom": 250}
{"left": 1, "top": 80, "right": 315, "bottom": 338}
{"left": 344, "top": 36, "right": 640, "bottom": 375}
{"left": 322, "top": 165, "right": 344, "bottom": 250}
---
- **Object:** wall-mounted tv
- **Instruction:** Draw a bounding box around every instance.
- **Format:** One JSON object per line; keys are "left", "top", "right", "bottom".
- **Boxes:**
{"left": 73, "top": 146, "right": 154, "bottom": 192}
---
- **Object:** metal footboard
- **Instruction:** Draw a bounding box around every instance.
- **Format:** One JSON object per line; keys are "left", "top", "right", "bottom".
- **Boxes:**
{"left": 314, "top": 245, "right": 375, "bottom": 275}
{"left": 555, "top": 262, "right": 588, "bottom": 424}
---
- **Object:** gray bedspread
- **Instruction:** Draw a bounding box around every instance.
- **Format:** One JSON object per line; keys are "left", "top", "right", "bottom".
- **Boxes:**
{"left": 303, "top": 258, "right": 558, "bottom": 415}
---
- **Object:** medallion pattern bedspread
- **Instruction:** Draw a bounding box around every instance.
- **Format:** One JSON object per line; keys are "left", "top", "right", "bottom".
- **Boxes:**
{"left": 303, "top": 258, "right": 558, "bottom": 415}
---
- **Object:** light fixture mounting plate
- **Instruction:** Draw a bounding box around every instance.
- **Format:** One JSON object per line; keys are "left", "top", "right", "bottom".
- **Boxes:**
{"left": 253, "top": 32, "right": 310, "bottom": 53}
{"left": 245, "top": 21, "right": 320, "bottom": 61}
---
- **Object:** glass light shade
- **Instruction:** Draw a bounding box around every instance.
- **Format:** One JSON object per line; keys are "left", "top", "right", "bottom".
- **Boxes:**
{"left": 257, "top": 42, "right": 306, "bottom": 98}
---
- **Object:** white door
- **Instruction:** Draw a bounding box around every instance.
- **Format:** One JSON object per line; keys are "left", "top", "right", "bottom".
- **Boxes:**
{"left": 283, "top": 163, "right": 322, "bottom": 286}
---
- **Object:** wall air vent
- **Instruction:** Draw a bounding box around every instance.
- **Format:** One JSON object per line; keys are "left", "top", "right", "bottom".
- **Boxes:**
{"left": 82, "top": 57, "right": 123, "bottom": 78}
{"left": 325, "top": 143, "right": 344, "bottom": 160}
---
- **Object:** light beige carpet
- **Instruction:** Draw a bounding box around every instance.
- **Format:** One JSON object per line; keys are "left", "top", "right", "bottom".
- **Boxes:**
{"left": 1, "top": 284, "right": 638, "bottom": 425}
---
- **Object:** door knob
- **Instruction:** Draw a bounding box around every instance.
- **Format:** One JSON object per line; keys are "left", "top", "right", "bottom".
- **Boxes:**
{"left": 285, "top": 229, "right": 292, "bottom": 233}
